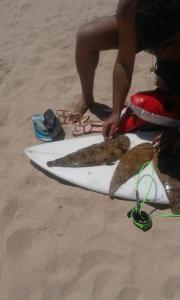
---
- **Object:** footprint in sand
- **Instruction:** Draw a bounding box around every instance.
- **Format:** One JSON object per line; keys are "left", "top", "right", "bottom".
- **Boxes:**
{"left": 19, "top": 3, "right": 32, "bottom": 14}
{"left": 0, "top": 59, "right": 11, "bottom": 86}
{"left": 0, "top": 104, "right": 10, "bottom": 127}
{"left": 0, "top": 152, "right": 12, "bottom": 177}
{"left": 162, "top": 277, "right": 180, "bottom": 299}
{"left": 60, "top": 75, "right": 78, "bottom": 91}
{"left": 45, "top": 12, "right": 62, "bottom": 24}
{"left": 41, "top": 283, "right": 61, "bottom": 300}
{"left": 2, "top": 197, "right": 19, "bottom": 219}
{"left": 6, "top": 228, "right": 35, "bottom": 259}
{"left": 44, "top": 255, "right": 62, "bottom": 274}
{"left": 61, "top": 250, "right": 122, "bottom": 299}
{"left": 0, "top": 195, "right": 19, "bottom": 232}
{"left": 0, "top": 135, "right": 9, "bottom": 148}
{"left": 20, "top": 172, "right": 39, "bottom": 190}
{"left": 115, "top": 287, "right": 140, "bottom": 300}
{"left": 11, "top": 76, "right": 29, "bottom": 91}
{"left": 92, "top": 270, "right": 114, "bottom": 297}
{"left": 34, "top": 45, "right": 48, "bottom": 55}
{"left": 28, "top": 55, "right": 43, "bottom": 66}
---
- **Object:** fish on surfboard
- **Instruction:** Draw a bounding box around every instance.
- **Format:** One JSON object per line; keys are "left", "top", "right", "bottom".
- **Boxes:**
{"left": 109, "top": 143, "right": 155, "bottom": 197}
{"left": 47, "top": 135, "right": 130, "bottom": 168}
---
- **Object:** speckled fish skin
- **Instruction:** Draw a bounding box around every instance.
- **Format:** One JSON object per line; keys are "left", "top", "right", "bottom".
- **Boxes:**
{"left": 47, "top": 135, "right": 130, "bottom": 168}
{"left": 109, "top": 143, "right": 154, "bottom": 197}
{"left": 153, "top": 149, "right": 180, "bottom": 213}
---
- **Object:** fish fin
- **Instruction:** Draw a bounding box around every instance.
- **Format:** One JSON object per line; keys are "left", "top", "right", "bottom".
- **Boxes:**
{"left": 109, "top": 143, "right": 154, "bottom": 197}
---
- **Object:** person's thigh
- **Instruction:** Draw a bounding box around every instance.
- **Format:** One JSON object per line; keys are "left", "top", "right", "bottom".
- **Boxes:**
{"left": 77, "top": 16, "right": 119, "bottom": 50}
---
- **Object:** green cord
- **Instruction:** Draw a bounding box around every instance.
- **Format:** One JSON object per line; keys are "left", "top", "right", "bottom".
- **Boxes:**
{"left": 128, "top": 161, "right": 154, "bottom": 231}
{"left": 136, "top": 161, "right": 180, "bottom": 219}
{"left": 136, "top": 161, "right": 155, "bottom": 210}
{"left": 129, "top": 160, "right": 180, "bottom": 231}
{"left": 160, "top": 213, "right": 180, "bottom": 218}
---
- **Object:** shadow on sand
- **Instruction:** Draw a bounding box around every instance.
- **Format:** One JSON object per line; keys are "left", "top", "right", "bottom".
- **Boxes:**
{"left": 89, "top": 102, "right": 112, "bottom": 120}
{"left": 31, "top": 161, "right": 74, "bottom": 188}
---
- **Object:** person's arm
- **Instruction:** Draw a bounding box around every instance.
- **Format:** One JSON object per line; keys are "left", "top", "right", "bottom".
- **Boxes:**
{"left": 103, "top": 1, "right": 137, "bottom": 139}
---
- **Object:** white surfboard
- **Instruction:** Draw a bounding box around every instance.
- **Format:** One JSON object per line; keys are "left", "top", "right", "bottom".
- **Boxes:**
{"left": 25, "top": 132, "right": 169, "bottom": 205}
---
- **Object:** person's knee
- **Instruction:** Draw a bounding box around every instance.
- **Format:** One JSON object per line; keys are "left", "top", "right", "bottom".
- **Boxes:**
{"left": 76, "top": 22, "right": 96, "bottom": 47}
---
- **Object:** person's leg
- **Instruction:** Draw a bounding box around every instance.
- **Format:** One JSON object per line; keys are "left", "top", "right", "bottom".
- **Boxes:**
{"left": 75, "top": 16, "right": 118, "bottom": 116}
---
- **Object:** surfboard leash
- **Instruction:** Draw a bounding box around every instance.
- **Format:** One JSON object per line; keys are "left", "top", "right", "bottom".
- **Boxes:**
{"left": 128, "top": 161, "right": 180, "bottom": 231}
{"left": 127, "top": 161, "right": 154, "bottom": 231}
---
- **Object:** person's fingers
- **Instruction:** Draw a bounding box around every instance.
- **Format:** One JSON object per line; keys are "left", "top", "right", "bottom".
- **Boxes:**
{"left": 109, "top": 125, "right": 119, "bottom": 140}
{"left": 102, "top": 124, "right": 107, "bottom": 140}
{"left": 153, "top": 137, "right": 162, "bottom": 150}
{"left": 102, "top": 122, "right": 111, "bottom": 140}
{"left": 153, "top": 134, "right": 162, "bottom": 144}
{"left": 109, "top": 127, "right": 115, "bottom": 140}
{"left": 153, "top": 141, "right": 160, "bottom": 150}
{"left": 153, "top": 133, "right": 168, "bottom": 151}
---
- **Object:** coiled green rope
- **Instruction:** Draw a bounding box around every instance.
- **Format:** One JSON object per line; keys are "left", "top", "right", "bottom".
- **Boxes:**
{"left": 128, "top": 160, "right": 180, "bottom": 231}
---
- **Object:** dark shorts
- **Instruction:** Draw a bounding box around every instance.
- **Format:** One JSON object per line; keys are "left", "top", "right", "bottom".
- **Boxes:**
{"left": 155, "top": 60, "right": 180, "bottom": 94}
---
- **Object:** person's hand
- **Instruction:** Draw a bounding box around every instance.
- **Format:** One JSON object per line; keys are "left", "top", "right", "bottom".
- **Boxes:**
{"left": 153, "top": 128, "right": 180, "bottom": 154}
{"left": 102, "top": 113, "right": 121, "bottom": 140}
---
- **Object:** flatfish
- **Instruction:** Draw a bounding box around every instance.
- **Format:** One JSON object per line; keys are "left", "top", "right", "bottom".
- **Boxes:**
{"left": 153, "top": 149, "right": 180, "bottom": 213}
{"left": 109, "top": 143, "right": 154, "bottom": 197}
{"left": 47, "top": 135, "right": 130, "bottom": 168}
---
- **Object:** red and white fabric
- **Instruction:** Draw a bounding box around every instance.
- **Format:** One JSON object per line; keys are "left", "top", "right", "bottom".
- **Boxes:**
{"left": 129, "top": 89, "right": 180, "bottom": 127}
{"left": 118, "top": 106, "right": 146, "bottom": 132}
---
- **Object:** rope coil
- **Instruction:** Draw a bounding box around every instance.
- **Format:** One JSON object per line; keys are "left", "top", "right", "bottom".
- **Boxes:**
{"left": 128, "top": 161, "right": 155, "bottom": 231}
{"left": 128, "top": 160, "right": 180, "bottom": 231}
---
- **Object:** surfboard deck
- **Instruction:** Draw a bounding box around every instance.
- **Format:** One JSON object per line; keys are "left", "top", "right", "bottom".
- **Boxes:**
{"left": 25, "top": 132, "right": 169, "bottom": 205}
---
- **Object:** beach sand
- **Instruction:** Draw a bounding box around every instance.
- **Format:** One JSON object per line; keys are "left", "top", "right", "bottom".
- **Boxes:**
{"left": 1, "top": 0, "right": 180, "bottom": 299}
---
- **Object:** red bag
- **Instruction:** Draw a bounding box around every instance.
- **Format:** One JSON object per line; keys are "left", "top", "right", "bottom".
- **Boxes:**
{"left": 119, "top": 107, "right": 146, "bottom": 132}
{"left": 119, "top": 89, "right": 180, "bottom": 132}
{"left": 129, "top": 89, "right": 180, "bottom": 127}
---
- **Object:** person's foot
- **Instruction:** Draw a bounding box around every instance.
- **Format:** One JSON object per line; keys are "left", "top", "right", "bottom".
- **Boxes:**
{"left": 72, "top": 96, "right": 94, "bottom": 122}
{"left": 74, "top": 98, "right": 89, "bottom": 113}
{"left": 72, "top": 97, "right": 112, "bottom": 122}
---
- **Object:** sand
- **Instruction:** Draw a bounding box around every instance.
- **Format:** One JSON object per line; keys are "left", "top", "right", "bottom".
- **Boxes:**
{"left": 0, "top": 0, "right": 180, "bottom": 299}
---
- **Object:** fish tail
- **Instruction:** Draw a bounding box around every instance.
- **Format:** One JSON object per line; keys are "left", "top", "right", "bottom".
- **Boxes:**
{"left": 109, "top": 187, "right": 116, "bottom": 198}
